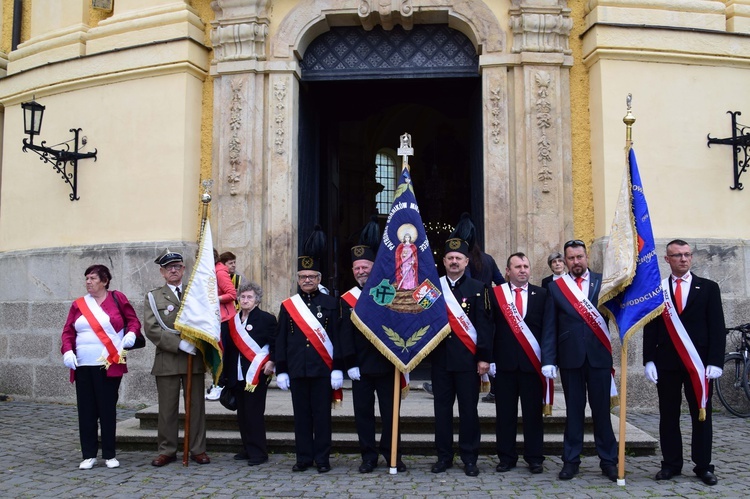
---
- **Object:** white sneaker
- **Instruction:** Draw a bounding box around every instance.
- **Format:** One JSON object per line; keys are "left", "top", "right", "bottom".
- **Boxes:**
{"left": 79, "top": 458, "right": 97, "bottom": 470}
{"left": 105, "top": 458, "right": 120, "bottom": 468}
{"left": 206, "top": 385, "right": 223, "bottom": 401}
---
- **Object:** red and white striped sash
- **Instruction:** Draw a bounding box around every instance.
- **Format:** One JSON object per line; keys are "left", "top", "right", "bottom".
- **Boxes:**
{"left": 75, "top": 294, "right": 124, "bottom": 369}
{"left": 228, "top": 313, "right": 270, "bottom": 392}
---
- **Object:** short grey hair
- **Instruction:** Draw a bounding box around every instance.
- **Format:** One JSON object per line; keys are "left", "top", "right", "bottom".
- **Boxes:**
{"left": 547, "top": 252, "right": 564, "bottom": 268}
{"left": 238, "top": 281, "right": 263, "bottom": 303}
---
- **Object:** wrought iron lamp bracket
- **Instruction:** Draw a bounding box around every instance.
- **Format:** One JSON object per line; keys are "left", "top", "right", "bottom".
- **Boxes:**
{"left": 22, "top": 128, "right": 98, "bottom": 201}
{"left": 707, "top": 111, "right": 750, "bottom": 191}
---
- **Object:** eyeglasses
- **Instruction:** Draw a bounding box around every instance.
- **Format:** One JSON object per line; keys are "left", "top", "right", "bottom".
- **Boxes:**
{"left": 164, "top": 264, "right": 184, "bottom": 271}
{"left": 297, "top": 274, "right": 320, "bottom": 282}
{"left": 667, "top": 252, "right": 692, "bottom": 259}
{"left": 564, "top": 239, "right": 586, "bottom": 250}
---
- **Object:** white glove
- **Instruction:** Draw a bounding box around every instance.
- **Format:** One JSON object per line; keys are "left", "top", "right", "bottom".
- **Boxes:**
{"left": 331, "top": 370, "right": 344, "bottom": 390}
{"left": 644, "top": 361, "right": 658, "bottom": 384}
{"left": 276, "top": 373, "right": 290, "bottom": 391}
{"left": 489, "top": 363, "right": 497, "bottom": 377}
{"left": 541, "top": 365, "right": 557, "bottom": 379}
{"left": 122, "top": 332, "right": 136, "bottom": 349}
{"left": 347, "top": 367, "right": 361, "bottom": 381}
{"left": 706, "top": 365, "right": 723, "bottom": 379}
{"left": 63, "top": 350, "right": 78, "bottom": 370}
{"left": 178, "top": 340, "right": 197, "bottom": 355}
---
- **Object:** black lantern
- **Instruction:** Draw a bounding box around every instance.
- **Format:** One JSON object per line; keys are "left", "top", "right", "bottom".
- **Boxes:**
{"left": 21, "top": 99, "right": 97, "bottom": 201}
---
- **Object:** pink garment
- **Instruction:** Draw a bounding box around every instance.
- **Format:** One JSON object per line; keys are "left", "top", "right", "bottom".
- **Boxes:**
{"left": 216, "top": 262, "right": 237, "bottom": 322}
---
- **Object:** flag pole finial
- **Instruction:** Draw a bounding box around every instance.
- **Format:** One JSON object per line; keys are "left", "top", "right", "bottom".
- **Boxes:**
{"left": 397, "top": 133, "right": 413, "bottom": 172}
{"left": 200, "top": 179, "right": 214, "bottom": 234}
{"left": 623, "top": 94, "right": 636, "bottom": 148}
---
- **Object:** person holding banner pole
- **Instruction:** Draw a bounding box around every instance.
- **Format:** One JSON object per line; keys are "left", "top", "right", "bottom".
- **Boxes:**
{"left": 541, "top": 240, "right": 618, "bottom": 482}
{"left": 643, "top": 240, "right": 726, "bottom": 486}
{"left": 490, "top": 253, "right": 552, "bottom": 475}
{"left": 430, "top": 237, "right": 493, "bottom": 477}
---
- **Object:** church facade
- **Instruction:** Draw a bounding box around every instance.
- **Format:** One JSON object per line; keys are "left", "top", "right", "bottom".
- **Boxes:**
{"left": 0, "top": 0, "right": 747, "bottom": 405}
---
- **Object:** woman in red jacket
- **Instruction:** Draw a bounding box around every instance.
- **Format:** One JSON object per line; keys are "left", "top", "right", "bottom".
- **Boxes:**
{"left": 207, "top": 249, "right": 238, "bottom": 400}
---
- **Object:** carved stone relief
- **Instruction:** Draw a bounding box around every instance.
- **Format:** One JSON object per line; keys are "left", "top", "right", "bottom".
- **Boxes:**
{"left": 210, "top": 0, "right": 271, "bottom": 63}
{"left": 509, "top": 1, "right": 572, "bottom": 54}
{"left": 359, "top": 0, "right": 414, "bottom": 31}
{"left": 535, "top": 71, "right": 554, "bottom": 193}
{"left": 227, "top": 78, "right": 242, "bottom": 195}
{"left": 273, "top": 81, "right": 287, "bottom": 155}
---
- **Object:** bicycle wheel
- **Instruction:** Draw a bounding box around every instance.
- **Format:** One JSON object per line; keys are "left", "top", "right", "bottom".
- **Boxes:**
{"left": 716, "top": 353, "right": 750, "bottom": 417}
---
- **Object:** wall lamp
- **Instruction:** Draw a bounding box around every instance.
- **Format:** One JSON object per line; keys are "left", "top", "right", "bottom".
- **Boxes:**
{"left": 21, "top": 100, "right": 98, "bottom": 201}
{"left": 707, "top": 110, "right": 749, "bottom": 191}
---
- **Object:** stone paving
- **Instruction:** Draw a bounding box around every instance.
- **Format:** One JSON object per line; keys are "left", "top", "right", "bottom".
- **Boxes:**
{"left": 1, "top": 399, "right": 748, "bottom": 498}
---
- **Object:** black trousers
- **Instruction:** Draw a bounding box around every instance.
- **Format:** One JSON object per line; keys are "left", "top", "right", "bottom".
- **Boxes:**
{"left": 75, "top": 366, "right": 121, "bottom": 460}
{"left": 290, "top": 376, "right": 332, "bottom": 466}
{"left": 234, "top": 374, "right": 269, "bottom": 462}
{"left": 559, "top": 360, "right": 617, "bottom": 467}
{"left": 351, "top": 371, "right": 401, "bottom": 464}
{"left": 432, "top": 366, "right": 480, "bottom": 465}
{"left": 495, "top": 370, "right": 544, "bottom": 466}
{"left": 656, "top": 368, "right": 714, "bottom": 474}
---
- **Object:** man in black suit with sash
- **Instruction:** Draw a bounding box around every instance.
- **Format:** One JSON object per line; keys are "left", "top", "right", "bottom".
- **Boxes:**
{"left": 430, "top": 238, "right": 493, "bottom": 477}
{"left": 541, "top": 239, "right": 618, "bottom": 482}
{"left": 643, "top": 239, "right": 726, "bottom": 486}
{"left": 491, "top": 252, "right": 552, "bottom": 474}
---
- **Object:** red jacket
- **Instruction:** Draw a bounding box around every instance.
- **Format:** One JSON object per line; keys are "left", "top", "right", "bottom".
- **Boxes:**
{"left": 216, "top": 262, "right": 237, "bottom": 322}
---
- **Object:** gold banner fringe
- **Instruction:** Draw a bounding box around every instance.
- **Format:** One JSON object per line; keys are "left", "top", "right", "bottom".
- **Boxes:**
{"left": 401, "top": 385, "right": 410, "bottom": 400}
{"left": 480, "top": 381, "right": 490, "bottom": 393}
{"left": 543, "top": 404, "right": 552, "bottom": 416}
{"left": 610, "top": 395, "right": 620, "bottom": 409}
{"left": 699, "top": 408, "right": 706, "bottom": 422}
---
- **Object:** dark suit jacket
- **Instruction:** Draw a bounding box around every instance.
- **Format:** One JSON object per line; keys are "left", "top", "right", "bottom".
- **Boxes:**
{"left": 643, "top": 274, "right": 725, "bottom": 369}
{"left": 220, "top": 306, "right": 278, "bottom": 388}
{"left": 491, "top": 284, "right": 551, "bottom": 373}
{"left": 430, "top": 275, "right": 493, "bottom": 372}
{"left": 541, "top": 271, "right": 612, "bottom": 369}
{"left": 339, "top": 288, "right": 393, "bottom": 375}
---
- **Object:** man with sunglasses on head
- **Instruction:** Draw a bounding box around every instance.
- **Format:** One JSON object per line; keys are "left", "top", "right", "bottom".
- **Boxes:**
{"left": 541, "top": 239, "right": 618, "bottom": 482}
{"left": 643, "top": 240, "right": 725, "bottom": 486}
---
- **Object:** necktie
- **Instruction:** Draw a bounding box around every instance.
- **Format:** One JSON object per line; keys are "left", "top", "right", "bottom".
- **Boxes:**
{"left": 514, "top": 287, "right": 524, "bottom": 317}
{"left": 674, "top": 278, "right": 683, "bottom": 314}
{"left": 175, "top": 286, "right": 182, "bottom": 301}
{"left": 575, "top": 276, "right": 584, "bottom": 291}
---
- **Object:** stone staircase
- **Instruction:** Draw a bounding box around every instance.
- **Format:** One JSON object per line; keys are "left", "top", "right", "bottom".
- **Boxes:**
{"left": 116, "top": 384, "right": 657, "bottom": 456}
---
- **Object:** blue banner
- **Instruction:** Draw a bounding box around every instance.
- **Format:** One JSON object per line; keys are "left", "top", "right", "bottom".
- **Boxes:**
{"left": 351, "top": 166, "right": 450, "bottom": 372}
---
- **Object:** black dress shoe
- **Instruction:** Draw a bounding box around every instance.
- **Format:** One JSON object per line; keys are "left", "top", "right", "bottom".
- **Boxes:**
{"left": 697, "top": 470, "right": 718, "bottom": 486}
{"left": 529, "top": 463, "right": 544, "bottom": 474}
{"left": 464, "top": 463, "right": 479, "bottom": 477}
{"left": 317, "top": 463, "right": 331, "bottom": 473}
{"left": 655, "top": 468, "right": 680, "bottom": 480}
{"left": 602, "top": 465, "right": 618, "bottom": 482}
{"left": 292, "top": 462, "right": 311, "bottom": 472}
{"left": 359, "top": 461, "right": 377, "bottom": 473}
{"left": 248, "top": 457, "right": 268, "bottom": 466}
{"left": 233, "top": 451, "right": 248, "bottom": 461}
{"left": 558, "top": 463, "right": 579, "bottom": 480}
{"left": 396, "top": 460, "right": 407, "bottom": 472}
{"left": 431, "top": 460, "right": 453, "bottom": 473}
{"left": 496, "top": 462, "right": 515, "bottom": 472}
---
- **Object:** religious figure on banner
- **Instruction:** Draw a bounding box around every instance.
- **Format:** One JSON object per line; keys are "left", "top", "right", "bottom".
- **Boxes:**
{"left": 396, "top": 226, "right": 418, "bottom": 290}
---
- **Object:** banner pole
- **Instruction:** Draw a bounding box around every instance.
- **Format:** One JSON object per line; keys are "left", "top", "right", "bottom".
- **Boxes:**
{"left": 616, "top": 339, "right": 629, "bottom": 485}
{"left": 389, "top": 365, "right": 401, "bottom": 475}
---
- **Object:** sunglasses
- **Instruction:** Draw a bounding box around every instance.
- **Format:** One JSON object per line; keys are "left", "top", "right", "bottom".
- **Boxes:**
{"left": 564, "top": 239, "right": 586, "bottom": 250}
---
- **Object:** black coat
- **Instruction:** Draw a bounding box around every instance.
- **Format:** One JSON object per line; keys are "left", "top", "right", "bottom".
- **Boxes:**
{"left": 220, "top": 306, "right": 277, "bottom": 388}
{"left": 339, "top": 288, "right": 394, "bottom": 375}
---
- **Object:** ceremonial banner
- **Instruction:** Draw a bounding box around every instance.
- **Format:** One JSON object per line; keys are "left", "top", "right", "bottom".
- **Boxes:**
{"left": 599, "top": 147, "right": 664, "bottom": 343}
{"left": 352, "top": 166, "right": 450, "bottom": 372}
{"left": 175, "top": 219, "right": 223, "bottom": 383}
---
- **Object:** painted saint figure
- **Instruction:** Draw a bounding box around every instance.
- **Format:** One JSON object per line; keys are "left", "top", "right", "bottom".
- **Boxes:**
{"left": 396, "top": 230, "right": 418, "bottom": 290}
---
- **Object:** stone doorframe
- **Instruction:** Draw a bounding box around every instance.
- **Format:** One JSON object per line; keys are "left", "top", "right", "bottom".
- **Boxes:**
{"left": 210, "top": 0, "right": 574, "bottom": 310}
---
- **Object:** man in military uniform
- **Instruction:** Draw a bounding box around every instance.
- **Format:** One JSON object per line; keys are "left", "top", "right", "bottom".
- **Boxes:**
{"left": 430, "top": 238, "right": 493, "bottom": 477}
{"left": 144, "top": 250, "right": 209, "bottom": 466}
{"left": 274, "top": 254, "right": 343, "bottom": 473}
{"left": 340, "top": 243, "right": 406, "bottom": 473}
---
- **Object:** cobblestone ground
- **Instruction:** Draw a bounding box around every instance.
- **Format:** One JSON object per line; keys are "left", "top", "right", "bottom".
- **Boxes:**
{"left": 1, "top": 400, "right": 748, "bottom": 498}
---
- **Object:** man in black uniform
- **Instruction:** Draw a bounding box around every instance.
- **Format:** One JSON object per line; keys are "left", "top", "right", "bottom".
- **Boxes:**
{"left": 274, "top": 254, "right": 343, "bottom": 473}
{"left": 340, "top": 243, "right": 406, "bottom": 473}
{"left": 430, "top": 238, "right": 493, "bottom": 477}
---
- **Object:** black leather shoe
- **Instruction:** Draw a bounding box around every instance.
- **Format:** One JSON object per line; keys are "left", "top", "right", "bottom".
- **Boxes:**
{"left": 602, "top": 465, "right": 618, "bottom": 482}
{"left": 697, "top": 470, "right": 718, "bottom": 486}
{"left": 359, "top": 461, "right": 377, "bottom": 473}
{"left": 233, "top": 451, "right": 248, "bottom": 461}
{"left": 248, "top": 457, "right": 268, "bottom": 466}
{"left": 317, "top": 463, "right": 331, "bottom": 473}
{"left": 396, "top": 460, "right": 407, "bottom": 472}
{"left": 496, "top": 462, "right": 515, "bottom": 472}
{"left": 292, "top": 462, "right": 311, "bottom": 472}
{"left": 529, "top": 463, "right": 544, "bottom": 474}
{"left": 464, "top": 463, "right": 479, "bottom": 477}
{"left": 431, "top": 460, "right": 453, "bottom": 473}
{"left": 558, "top": 463, "right": 579, "bottom": 480}
{"left": 655, "top": 468, "right": 680, "bottom": 481}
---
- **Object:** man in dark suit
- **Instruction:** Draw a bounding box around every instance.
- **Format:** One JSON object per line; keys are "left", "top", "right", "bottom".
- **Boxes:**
{"left": 144, "top": 250, "right": 210, "bottom": 466}
{"left": 491, "top": 252, "right": 552, "bottom": 474}
{"left": 340, "top": 244, "right": 405, "bottom": 473}
{"left": 541, "top": 239, "right": 617, "bottom": 482}
{"left": 430, "top": 238, "right": 493, "bottom": 477}
{"left": 643, "top": 239, "right": 726, "bottom": 486}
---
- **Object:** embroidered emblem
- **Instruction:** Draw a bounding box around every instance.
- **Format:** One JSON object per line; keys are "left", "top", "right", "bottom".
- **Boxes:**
{"left": 301, "top": 257, "right": 313, "bottom": 269}
{"left": 353, "top": 246, "right": 365, "bottom": 258}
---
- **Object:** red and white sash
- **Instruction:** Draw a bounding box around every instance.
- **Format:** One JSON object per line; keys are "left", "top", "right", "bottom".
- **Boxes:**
{"left": 75, "top": 294, "right": 125, "bottom": 369}
{"left": 228, "top": 313, "right": 270, "bottom": 392}
{"left": 556, "top": 275, "right": 618, "bottom": 402}
{"left": 660, "top": 277, "right": 708, "bottom": 421}
{"left": 493, "top": 284, "right": 553, "bottom": 415}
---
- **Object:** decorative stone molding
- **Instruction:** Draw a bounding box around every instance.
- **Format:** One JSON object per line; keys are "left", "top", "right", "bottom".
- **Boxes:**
{"left": 535, "top": 71, "right": 553, "bottom": 193}
{"left": 273, "top": 81, "right": 287, "bottom": 155}
{"left": 210, "top": 0, "right": 271, "bottom": 63}
{"left": 489, "top": 87, "right": 503, "bottom": 144}
{"left": 227, "top": 78, "right": 243, "bottom": 195}
{"left": 509, "top": 1, "right": 572, "bottom": 54}
{"left": 358, "top": 0, "right": 414, "bottom": 31}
